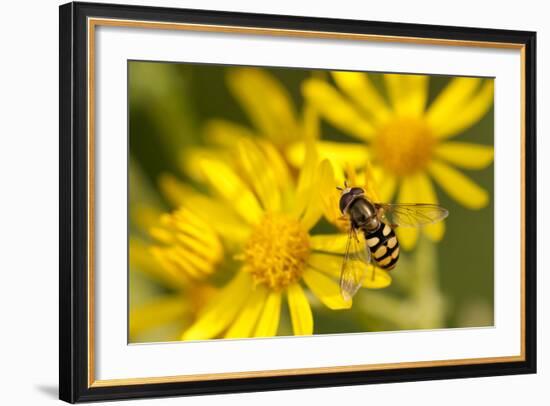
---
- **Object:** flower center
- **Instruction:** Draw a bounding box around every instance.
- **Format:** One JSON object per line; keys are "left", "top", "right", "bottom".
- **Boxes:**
{"left": 373, "top": 117, "right": 435, "bottom": 176}
{"left": 242, "top": 213, "right": 310, "bottom": 290}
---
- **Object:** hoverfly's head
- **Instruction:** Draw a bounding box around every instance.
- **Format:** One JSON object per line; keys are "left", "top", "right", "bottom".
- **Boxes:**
{"left": 337, "top": 185, "right": 365, "bottom": 214}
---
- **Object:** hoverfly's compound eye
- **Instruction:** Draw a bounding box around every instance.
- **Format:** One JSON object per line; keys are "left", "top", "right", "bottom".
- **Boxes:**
{"left": 339, "top": 187, "right": 365, "bottom": 214}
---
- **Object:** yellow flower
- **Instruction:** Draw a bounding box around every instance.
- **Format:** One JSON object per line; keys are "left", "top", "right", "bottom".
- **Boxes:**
{"left": 167, "top": 139, "right": 391, "bottom": 340}
{"left": 149, "top": 207, "right": 224, "bottom": 281}
{"left": 205, "top": 67, "right": 318, "bottom": 149}
{"left": 182, "top": 68, "right": 319, "bottom": 182}
{"left": 129, "top": 265, "right": 217, "bottom": 343}
{"left": 301, "top": 73, "right": 494, "bottom": 249}
{"left": 128, "top": 162, "right": 220, "bottom": 342}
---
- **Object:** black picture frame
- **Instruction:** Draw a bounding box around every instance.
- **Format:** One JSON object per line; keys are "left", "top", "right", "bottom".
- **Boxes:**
{"left": 59, "top": 1, "right": 537, "bottom": 403}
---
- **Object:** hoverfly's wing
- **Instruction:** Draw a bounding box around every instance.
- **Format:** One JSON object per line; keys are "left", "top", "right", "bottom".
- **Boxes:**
{"left": 340, "top": 227, "right": 371, "bottom": 302}
{"left": 375, "top": 203, "right": 449, "bottom": 228}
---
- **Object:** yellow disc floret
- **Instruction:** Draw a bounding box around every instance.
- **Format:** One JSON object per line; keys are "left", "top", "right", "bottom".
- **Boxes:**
{"left": 243, "top": 213, "right": 310, "bottom": 290}
{"left": 374, "top": 117, "right": 435, "bottom": 176}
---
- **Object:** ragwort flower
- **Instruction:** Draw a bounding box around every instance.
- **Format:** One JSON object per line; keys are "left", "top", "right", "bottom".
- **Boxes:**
{"left": 167, "top": 139, "right": 391, "bottom": 340}
{"left": 301, "top": 73, "right": 494, "bottom": 249}
{"left": 181, "top": 67, "right": 319, "bottom": 183}
{"left": 149, "top": 207, "right": 224, "bottom": 281}
{"left": 128, "top": 163, "right": 220, "bottom": 342}
{"left": 204, "top": 67, "right": 317, "bottom": 150}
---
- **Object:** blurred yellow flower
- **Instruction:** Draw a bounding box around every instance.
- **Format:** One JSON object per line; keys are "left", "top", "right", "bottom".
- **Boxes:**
{"left": 164, "top": 139, "right": 391, "bottom": 340}
{"left": 149, "top": 207, "right": 223, "bottom": 281}
{"left": 181, "top": 67, "right": 318, "bottom": 182}
{"left": 301, "top": 73, "right": 494, "bottom": 249}
{"left": 128, "top": 162, "right": 219, "bottom": 342}
{"left": 204, "top": 67, "right": 318, "bottom": 150}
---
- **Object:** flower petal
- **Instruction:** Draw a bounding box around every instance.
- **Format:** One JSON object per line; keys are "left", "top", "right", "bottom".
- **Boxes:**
{"left": 292, "top": 140, "right": 318, "bottom": 222}
{"left": 149, "top": 207, "right": 224, "bottom": 280}
{"left": 237, "top": 139, "right": 281, "bottom": 212}
{"left": 287, "top": 283, "right": 313, "bottom": 335}
{"left": 130, "top": 238, "right": 189, "bottom": 289}
{"left": 432, "top": 80, "right": 494, "bottom": 139}
{"left": 317, "top": 159, "right": 348, "bottom": 229}
{"left": 303, "top": 268, "right": 351, "bottom": 310}
{"left": 302, "top": 103, "right": 320, "bottom": 140}
{"left": 164, "top": 208, "right": 223, "bottom": 256}
{"left": 300, "top": 150, "right": 325, "bottom": 230}
{"left": 203, "top": 119, "right": 255, "bottom": 146}
{"left": 359, "top": 160, "right": 380, "bottom": 202}
{"left": 363, "top": 267, "right": 392, "bottom": 289}
{"left": 332, "top": 71, "right": 391, "bottom": 124}
{"left": 257, "top": 140, "right": 292, "bottom": 189}
{"left": 384, "top": 74, "right": 428, "bottom": 118}
{"left": 150, "top": 245, "right": 211, "bottom": 279}
{"left": 199, "top": 158, "right": 263, "bottom": 224}
{"left": 371, "top": 165, "right": 397, "bottom": 203}
{"left": 253, "top": 291, "right": 282, "bottom": 337}
{"left": 300, "top": 194, "right": 324, "bottom": 231}
{"left": 435, "top": 142, "right": 494, "bottom": 170}
{"left": 429, "top": 160, "right": 489, "bottom": 209}
{"left": 182, "top": 271, "right": 251, "bottom": 340}
{"left": 225, "top": 286, "right": 268, "bottom": 339}
{"left": 308, "top": 253, "right": 391, "bottom": 290}
{"left": 310, "top": 234, "right": 349, "bottom": 254}
{"left": 425, "top": 77, "right": 481, "bottom": 132}
{"left": 286, "top": 141, "right": 369, "bottom": 169}
{"left": 157, "top": 173, "right": 194, "bottom": 207}
{"left": 302, "top": 78, "right": 375, "bottom": 141}
{"left": 413, "top": 173, "right": 445, "bottom": 242}
{"left": 157, "top": 174, "right": 250, "bottom": 245}
{"left": 307, "top": 253, "right": 342, "bottom": 277}
{"left": 257, "top": 140, "right": 296, "bottom": 212}
{"left": 396, "top": 176, "right": 419, "bottom": 250}
{"left": 181, "top": 147, "right": 230, "bottom": 183}
{"left": 227, "top": 68, "right": 299, "bottom": 146}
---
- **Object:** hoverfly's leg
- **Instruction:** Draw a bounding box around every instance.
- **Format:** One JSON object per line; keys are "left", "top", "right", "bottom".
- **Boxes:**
{"left": 351, "top": 227, "right": 360, "bottom": 244}
{"left": 371, "top": 265, "right": 377, "bottom": 281}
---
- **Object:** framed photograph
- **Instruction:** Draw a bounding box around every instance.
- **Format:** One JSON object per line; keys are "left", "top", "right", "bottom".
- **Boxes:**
{"left": 59, "top": 1, "right": 536, "bottom": 403}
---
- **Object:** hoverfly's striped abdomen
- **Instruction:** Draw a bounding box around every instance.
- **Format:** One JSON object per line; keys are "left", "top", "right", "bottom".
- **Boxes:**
{"left": 365, "top": 223, "right": 400, "bottom": 270}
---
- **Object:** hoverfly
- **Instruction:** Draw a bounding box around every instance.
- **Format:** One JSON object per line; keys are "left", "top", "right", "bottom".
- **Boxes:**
{"left": 337, "top": 183, "right": 448, "bottom": 301}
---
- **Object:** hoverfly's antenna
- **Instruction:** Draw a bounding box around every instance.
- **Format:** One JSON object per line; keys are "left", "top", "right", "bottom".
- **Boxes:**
{"left": 336, "top": 180, "right": 349, "bottom": 192}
